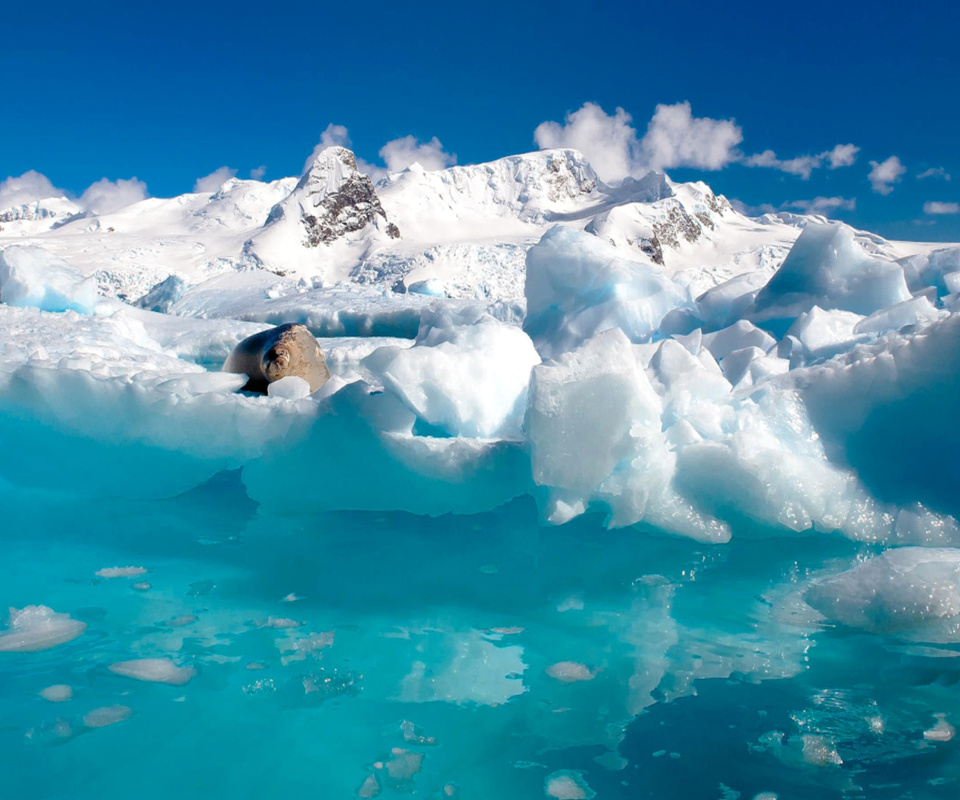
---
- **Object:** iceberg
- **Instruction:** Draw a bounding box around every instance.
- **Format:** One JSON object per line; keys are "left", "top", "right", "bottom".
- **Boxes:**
{"left": 0, "top": 245, "right": 99, "bottom": 315}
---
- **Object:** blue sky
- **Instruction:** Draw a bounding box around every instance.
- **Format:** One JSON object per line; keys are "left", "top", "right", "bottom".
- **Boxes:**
{"left": 2, "top": 0, "right": 958, "bottom": 240}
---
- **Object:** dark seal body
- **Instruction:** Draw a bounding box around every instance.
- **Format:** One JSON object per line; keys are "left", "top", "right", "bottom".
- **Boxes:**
{"left": 223, "top": 323, "right": 331, "bottom": 394}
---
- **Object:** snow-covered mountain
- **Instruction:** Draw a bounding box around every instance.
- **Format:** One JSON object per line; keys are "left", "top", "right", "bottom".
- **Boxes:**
{"left": 0, "top": 145, "right": 948, "bottom": 307}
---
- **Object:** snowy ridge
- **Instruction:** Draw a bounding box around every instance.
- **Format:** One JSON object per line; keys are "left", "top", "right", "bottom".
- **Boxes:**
{"left": 0, "top": 145, "right": 840, "bottom": 304}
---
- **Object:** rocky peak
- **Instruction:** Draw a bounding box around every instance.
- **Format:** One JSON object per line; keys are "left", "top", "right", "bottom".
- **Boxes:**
{"left": 265, "top": 146, "right": 399, "bottom": 248}
{"left": 541, "top": 149, "right": 599, "bottom": 202}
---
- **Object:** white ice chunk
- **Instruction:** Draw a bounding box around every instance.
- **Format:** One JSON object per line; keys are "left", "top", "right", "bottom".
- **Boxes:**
{"left": 39, "top": 685, "right": 73, "bottom": 702}
{"left": 720, "top": 346, "right": 768, "bottom": 386}
{"left": 750, "top": 223, "right": 910, "bottom": 326}
{"left": 524, "top": 226, "right": 690, "bottom": 357}
{"left": 0, "top": 606, "right": 86, "bottom": 652}
{"left": 545, "top": 661, "right": 595, "bottom": 683}
{"left": 109, "top": 658, "right": 196, "bottom": 685}
{"left": 806, "top": 547, "right": 960, "bottom": 633}
{"left": 545, "top": 770, "right": 595, "bottom": 799}
{"left": 853, "top": 295, "right": 944, "bottom": 337}
{"left": 407, "top": 278, "right": 447, "bottom": 297}
{"left": 156, "top": 371, "right": 248, "bottom": 396}
{"left": 702, "top": 320, "right": 776, "bottom": 361}
{"left": 96, "top": 566, "right": 147, "bottom": 578}
{"left": 266, "top": 375, "right": 312, "bottom": 400}
{"left": 527, "top": 329, "right": 727, "bottom": 541}
{"left": 697, "top": 271, "right": 769, "bottom": 329}
{"left": 527, "top": 329, "right": 663, "bottom": 508}
{"left": 784, "top": 306, "right": 864, "bottom": 360}
{"left": 899, "top": 247, "right": 960, "bottom": 294}
{"left": 363, "top": 308, "right": 539, "bottom": 438}
{"left": 0, "top": 246, "right": 99, "bottom": 314}
{"left": 83, "top": 704, "right": 133, "bottom": 728}
{"left": 944, "top": 270, "right": 960, "bottom": 295}
{"left": 924, "top": 713, "right": 955, "bottom": 742}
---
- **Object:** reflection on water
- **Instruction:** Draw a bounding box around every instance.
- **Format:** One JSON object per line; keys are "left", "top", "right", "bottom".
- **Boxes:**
{"left": 0, "top": 472, "right": 958, "bottom": 799}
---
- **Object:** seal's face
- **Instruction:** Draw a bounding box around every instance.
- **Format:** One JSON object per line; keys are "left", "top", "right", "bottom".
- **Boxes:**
{"left": 263, "top": 346, "right": 290, "bottom": 381}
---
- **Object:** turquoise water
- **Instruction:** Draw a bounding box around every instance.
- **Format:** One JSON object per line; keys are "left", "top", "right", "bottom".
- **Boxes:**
{"left": 1, "top": 472, "right": 958, "bottom": 799}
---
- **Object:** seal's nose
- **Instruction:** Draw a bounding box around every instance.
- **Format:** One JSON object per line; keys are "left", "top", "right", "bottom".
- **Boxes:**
{"left": 265, "top": 347, "right": 289, "bottom": 377}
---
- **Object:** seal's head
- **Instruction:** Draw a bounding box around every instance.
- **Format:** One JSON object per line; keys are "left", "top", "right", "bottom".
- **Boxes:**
{"left": 262, "top": 345, "right": 291, "bottom": 382}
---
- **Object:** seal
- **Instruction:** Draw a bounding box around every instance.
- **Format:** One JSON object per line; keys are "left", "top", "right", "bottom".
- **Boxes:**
{"left": 223, "top": 323, "right": 331, "bottom": 394}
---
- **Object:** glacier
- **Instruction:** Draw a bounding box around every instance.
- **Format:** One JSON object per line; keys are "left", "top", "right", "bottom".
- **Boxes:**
{"left": 2, "top": 145, "right": 960, "bottom": 798}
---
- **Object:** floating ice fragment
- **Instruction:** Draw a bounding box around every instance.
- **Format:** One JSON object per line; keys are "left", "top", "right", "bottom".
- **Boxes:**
{"left": 546, "top": 662, "right": 595, "bottom": 683}
{"left": 25, "top": 717, "right": 76, "bottom": 745}
{"left": 164, "top": 614, "right": 198, "bottom": 628}
{"left": 96, "top": 566, "right": 147, "bottom": 578}
{"left": 109, "top": 658, "right": 196, "bottom": 685}
{"left": 267, "top": 375, "right": 311, "bottom": 400}
{"left": 83, "top": 704, "right": 132, "bottom": 728}
{"left": 132, "top": 582, "right": 151, "bottom": 592}
{"left": 254, "top": 616, "right": 302, "bottom": 629}
{"left": 545, "top": 770, "right": 595, "bottom": 799}
{"left": 279, "top": 630, "right": 335, "bottom": 664}
{"left": 923, "top": 713, "right": 955, "bottom": 742}
{"left": 800, "top": 734, "right": 843, "bottom": 766}
{"left": 39, "top": 685, "right": 73, "bottom": 703}
{"left": 400, "top": 719, "right": 437, "bottom": 745}
{"left": 0, "top": 606, "right": 86, "bottom": 652}
{"left": 557, "top": 595, "right": 584, "bottom": 612}
{"left": 357, "top": 773, "right": 380, "bottom": 798}
{"left": 383, "top": 748, "right": 424, "bottom": 781}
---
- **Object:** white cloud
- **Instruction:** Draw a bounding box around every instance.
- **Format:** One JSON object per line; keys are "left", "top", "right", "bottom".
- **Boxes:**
{"left": 79, "top": 177, "right": 149, "bottom": 215}
{"left": 534, "top": 102, "right": 860, "bottom": 184}
{"left": 534, "top": 101, "right": 742, "bottom": 183}
{"left": 923, "top": 201, "right": 960, "bottom": 215}
{"left": 640, "top": 101, "right": 743, "bottom": 172}
{"left": 0, "top": 170, "right": 65, "bottom": 209}
{"left": 741, "top": 150, "right": 822, "bottom": 179}
{"left": 534, "top": 102, "right": 641, "bottom": 182}
{"left": 303, "top": 123, "right": 353, "bottom": 173}
{"left": 379, "top": 135, "right": 456, "bottom": 172}
{"left": 826, "top": 144, "right": 860, "bottom": 169}
{"left": 785, "top": 196, "right": 856, "bottom": 215}
{"left": 741, "top": 143, "right": 860, "bottom": 179}
{"left": 730, "top": 195, "right": 855, "bottom": 219}
{"left": 729, "top": 198, "right": 776, "bottom": 216}
{"left": 250, "top": 165, "right": 267, "bottom": 180}
{"left": 868, "top": 156, "right": 906, "bottom": 195}
{"left": 194, "top": 166, "right": 237, "bottom": 193}
{"left": 918, "top": 166, "right": 951, "bottom": 181}
{"left": 356, "top": 158, "right": 387, "bottom": 183}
